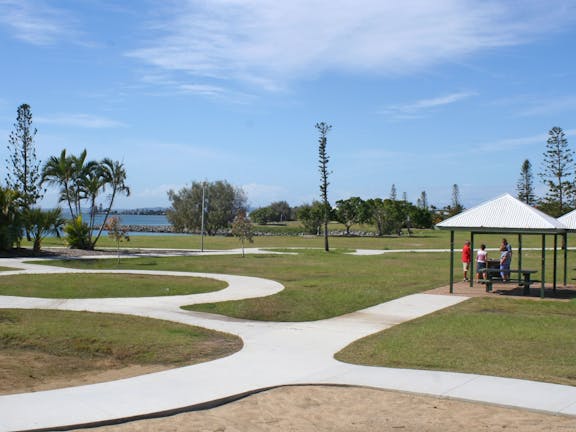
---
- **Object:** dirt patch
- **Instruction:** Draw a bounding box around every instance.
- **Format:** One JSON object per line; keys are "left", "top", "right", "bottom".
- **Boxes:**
{"left": 0, "top": 350, "right": 174, "bottom": 395}
{"left": 87, "top": 385, "right": 576, "bottom": 432}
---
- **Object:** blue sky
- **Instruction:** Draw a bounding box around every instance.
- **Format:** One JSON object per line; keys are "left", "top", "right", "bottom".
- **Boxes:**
{"left": 1, "top": 0, "right": 576, "bottom": 210}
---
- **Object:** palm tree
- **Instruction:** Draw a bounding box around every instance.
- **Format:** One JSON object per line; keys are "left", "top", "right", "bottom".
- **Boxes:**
{"left": 41, "top": 150, "right": 75, "bottom": 218}
{"left": 79, "top": 161, "right": 105, "bottom": 247}
{"left": 91, "top": 159, "right": 130, "bottom": 246}
{"left": 23, "top": 207, "right": 65, "bottom": 252}
{"left": 69, "top": 150, "right": 90, "bottom": 217}
{"left": 42, "top": 149, "right": 130, "bottom": 250}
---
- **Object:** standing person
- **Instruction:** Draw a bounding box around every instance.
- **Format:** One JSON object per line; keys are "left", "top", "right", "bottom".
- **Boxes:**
{"left": 500, "top": 238, "right": 512, "bottom": 282}
{"left": 476, "top": 244, "right": 488, "bottom": 281}
{"left": 462, "top": 240, "right": 471, "bottom": 281}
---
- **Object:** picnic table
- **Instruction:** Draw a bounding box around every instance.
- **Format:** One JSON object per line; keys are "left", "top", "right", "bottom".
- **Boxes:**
{"left": 478, "top": 268, "right": 539, "bottom": 295}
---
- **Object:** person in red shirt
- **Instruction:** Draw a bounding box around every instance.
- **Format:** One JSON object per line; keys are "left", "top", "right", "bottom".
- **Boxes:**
{"left": 462, "top": 240, "right": 471, "bottom": 281}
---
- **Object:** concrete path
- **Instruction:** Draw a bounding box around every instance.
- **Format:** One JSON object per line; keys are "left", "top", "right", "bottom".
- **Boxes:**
{"left": 1, "top": 253, "right": 576, "bottom": 431}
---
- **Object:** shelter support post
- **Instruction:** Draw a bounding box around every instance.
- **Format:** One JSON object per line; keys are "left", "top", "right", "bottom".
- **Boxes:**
{"left": 564, "top": 232, "right": 568, "bottom": 286}
{"left": 518, "top": 234, "right": 523, "bottom": 276}
{"left": 541, "top": 235, "right": 546, "bottom": 299}
{"left": 449, "top": 231, "right": 454, "bottom": 294}
{"left": 470, "top": 233, "right": 475, "bottom": 287}
{"left": 553, "top": 234, "right": 558, "bottom": 292}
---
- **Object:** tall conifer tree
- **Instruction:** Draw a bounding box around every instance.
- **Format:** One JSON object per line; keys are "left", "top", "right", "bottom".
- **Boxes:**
{"left": 517, "top": 159, "right": 536, "bottom": 205}
{"left": 316, "top": 122, "right": 332, "bottom": 252}
{"left": 5, "top": 103, "right": 42, "bottom": 208}
{"left": 539, "top": 126, "right": 574, "bottom": 216}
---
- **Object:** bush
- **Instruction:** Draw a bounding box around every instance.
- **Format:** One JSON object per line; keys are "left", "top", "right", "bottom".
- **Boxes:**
{"left": 64, "top": 216, "right": 91, "bottom": 249}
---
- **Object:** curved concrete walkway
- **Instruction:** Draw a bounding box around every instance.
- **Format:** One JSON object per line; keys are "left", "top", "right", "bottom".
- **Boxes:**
{"left": 1, "top": 252, "right": 576, "bottom": 431}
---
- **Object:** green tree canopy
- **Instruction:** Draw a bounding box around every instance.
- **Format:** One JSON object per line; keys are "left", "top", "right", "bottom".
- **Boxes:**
{"left": 334, "top": 197, "right": 368, "bottom": 235}
{"left": 539, "top": 126, "right": 574, "bottom": 216}
{"left": 250, "top": 201, "right": 293, "bottom": 225}
{"left": 296, "top": 201, "right": 325, "bottom": 235}
{"left": 166, "top": 180, "right": 247, "bottom": 235}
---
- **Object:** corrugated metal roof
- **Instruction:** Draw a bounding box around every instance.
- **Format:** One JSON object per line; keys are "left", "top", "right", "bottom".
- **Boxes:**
{"left": 558, "top": 209, "right": 576, "bottom": 231}
{"left": 436, "top": 193, "right": 567, "bottom": 233}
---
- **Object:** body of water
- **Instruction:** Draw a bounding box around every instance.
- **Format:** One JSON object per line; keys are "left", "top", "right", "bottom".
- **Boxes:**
{"left": 57, "top": 213, "right": 175, "bottom": 236}
{"left": 102, "top": 214, "right": 170, "bottom": 226}
{"left": 63, "top": 213, "right": 170, "bottom": 227}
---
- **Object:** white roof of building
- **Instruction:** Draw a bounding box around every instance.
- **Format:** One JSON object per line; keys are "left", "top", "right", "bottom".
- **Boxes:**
{"left": 436, "top": 193, "right": 567, "bottom": 233}
{"left": 558, "top": 209, "right": 576, "bottom": 231}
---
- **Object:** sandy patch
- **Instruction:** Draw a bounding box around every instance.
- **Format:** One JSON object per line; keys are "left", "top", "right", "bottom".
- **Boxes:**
{"left": 83, "top": 385, "right": 576, "bottom": 432}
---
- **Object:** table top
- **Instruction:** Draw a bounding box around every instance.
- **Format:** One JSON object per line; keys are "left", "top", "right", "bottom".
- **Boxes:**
{"left": 484, "top": 268, "right": 538, "bottom": 274}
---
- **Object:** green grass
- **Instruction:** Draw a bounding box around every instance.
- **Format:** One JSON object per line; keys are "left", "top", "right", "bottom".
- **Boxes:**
{"left": 0, "top": 267, "right": 17, "bottom": 272}
{"left": 22, "top": 228, "right": 454, "bottom": 251}
{"left": 7, "top": 234, "right": 576, "bottom": 387}
{"left": 27, "top": 228, "right": 572, "bottom": 255}
{"left": 31, "top": 249, "right": 451, "bottom": 321}
{"left": 0, "top": 273, "right": 226, "bottom": 298}
{"left": 0, "top": 309, "right": 241, "bottom": 364}
{"left": 336, "top": 297, "right": 576, "bottom": 386}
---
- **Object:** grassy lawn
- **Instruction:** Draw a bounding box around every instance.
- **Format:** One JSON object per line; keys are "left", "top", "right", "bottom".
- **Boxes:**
{"left": 31, "top": 249, "right": 451, "bottom": 321}
{"left": 25, "top": 228, "right": 570, "bottom": 256}
{"left": 8, "top": 235, "right": 576, "bottom": 388}
{"left": 0, "top": 267, "right": 18, "bottom": 272}
{"left": 23, "top": 228, "right": 458, "bottom": 251}
{"left": 0, "top": 273, "right": 227, "bottom": 298}
{"left": 336, "top": 297, "right": 576, "bottom": 386}
{"left": 0, "top": 308, "right": 242, "bottom": 394}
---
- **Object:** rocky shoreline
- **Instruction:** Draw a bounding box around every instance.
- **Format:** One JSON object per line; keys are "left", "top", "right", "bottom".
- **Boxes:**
{"left": 124, "top": 225, "right": 176, "bottom": 233}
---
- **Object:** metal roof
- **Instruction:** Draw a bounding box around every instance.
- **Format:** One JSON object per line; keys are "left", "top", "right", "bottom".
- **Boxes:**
{"left": 558, "top": 209, "right": 576, "bottom": 232}
{"left": 436, "top": 193, "right": 567, "bottom": 233}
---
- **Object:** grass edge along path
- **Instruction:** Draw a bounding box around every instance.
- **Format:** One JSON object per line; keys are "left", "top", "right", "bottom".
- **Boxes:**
{"left": 0, "top": 273, "right": 227, "bottom": 298}
{"left": 336, "top": 297, "right": 576, "bottom": 387}
{"left": 33, "top": 250, "right": 451, "bottom": 321}
{"left": 0, "top": 308, "right": 243, "bottom": 395}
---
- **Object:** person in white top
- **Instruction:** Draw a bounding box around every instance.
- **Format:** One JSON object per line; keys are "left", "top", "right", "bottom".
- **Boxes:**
{"left": 476, "top": 244, "right": 488, "bottom": 282}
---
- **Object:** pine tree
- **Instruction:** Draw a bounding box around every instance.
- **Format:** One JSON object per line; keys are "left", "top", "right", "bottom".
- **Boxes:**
{"left": 390, "top": 184, "right": 397, "bottom": 200}
{"left": 539, "top": 126, "right": 574, "bottom": 216}
{"left": 417, "top": 191, "right": 428, "bottom": 209}
{"left": 449, "top": 184, "right": 463, "bottom": 216}
{"left": 316, "top": 122, "right": 332, "bottom": 252}
{"left": 5, "top": 103, "right": 42, "bottom": 209}
{"left": 517, "top": 159, "right": 536, "bottom": 205}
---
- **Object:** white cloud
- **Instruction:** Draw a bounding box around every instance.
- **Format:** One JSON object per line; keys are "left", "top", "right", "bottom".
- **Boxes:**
{"left": 472, "top": 128, "right": 576, "bottom": 154}
{"left": 379, "top": 91, "right": 476, "bottom": 120}
{"left": 127, "top": 0, "right": 576, "bottom": 91}
{"left": 35, "top": 114, "right": 126, "bottom": 129}
{"left": 0, "top": 0, "right": 77, "bottom": 45}
{"left": 516, "top": 97, "right": 576, "bottom": 117}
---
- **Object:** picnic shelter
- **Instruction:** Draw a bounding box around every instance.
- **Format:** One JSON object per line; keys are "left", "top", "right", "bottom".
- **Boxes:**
{"left": 436, "top": 193, "right": 568, "bottom": 298}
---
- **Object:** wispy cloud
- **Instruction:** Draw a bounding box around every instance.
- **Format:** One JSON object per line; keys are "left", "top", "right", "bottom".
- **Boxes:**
{"left": 0, "top": 0, "right": 77, "bottom": 45}
{"left": 35, "top": 114, "right": 126, "bottom": 129}
{"left": 379, "top": 91, "right": 477, "bottom": 120}
{"left": 139, "top": 72, "right": 254, "bottom": 103}
{"left": 516, "top": 96, "right": 576, "bottom": 117}
{"left": 471, "top": 128, "right": 576, "bottom": 154}
{"left": 127, "top": 0, "right": 576, "bottom": 91}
